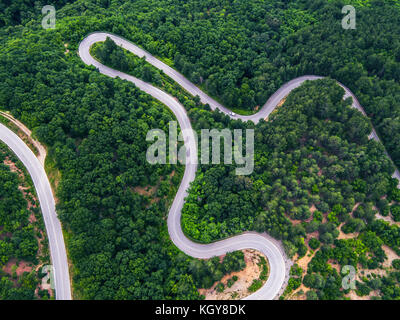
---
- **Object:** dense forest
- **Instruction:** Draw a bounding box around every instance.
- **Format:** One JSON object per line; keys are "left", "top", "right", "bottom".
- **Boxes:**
{"left": 116, "top": 0, "right": 400, "bottom": 170}
{"left": 182, "top": 79, "right": 400, "bottom": 299}
{"left": 87, "top": 37, "right": 400, "bottom": 299}
{"left": 0, "top": 142, "right": 51, "bottom": 299}
{"left": 0, "top": 0, "right": 77, "bottom": 27}
{"left": 44, "top": 0, "right": 400, "bottom": 169}
{"left": 0, "top": 0, "right": 399, "bottom": 300}
{"left": 0, "top": 9, "right": 246, "bottom": 298}
{"left": 85, "top": 36, "right": 400, "bottom": 299}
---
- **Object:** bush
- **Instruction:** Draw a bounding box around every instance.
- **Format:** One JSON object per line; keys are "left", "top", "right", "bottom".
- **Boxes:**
{"left": 248, "top": 279, "right": 263, "bottom": 293}
{"left": 227, "top": 278, "right": 235, "bottom": 288}
{"left": 320, "top": 232, "right": 334, "bottom": 244}
{"left": 297, "top": 242, "right": 308, "bottom": 257}
{"left": 313, "top": 211, "right": 323, "bottom": 222}
{"left": 392, "top": 259, "right": 400, "bottom": 270}
{"left": 356, "top": 281, "right": 371, "bottom": 297}
{"left": 377, "top": 199, "right": 390, "bottom": 216}
{"left": 309, "top": 238, "right": 320, "bottom": 250}
{"left": 216, "top": 282, "right": 225, "bottom": 293}
{"left": 222, "top": 251, "right": 246, "bottom": 273}
{"left": 306, "top": 290, "right": 318, "bottom": 300}
{"left": 391, "top": 205, "right": 400, "bottom": 222}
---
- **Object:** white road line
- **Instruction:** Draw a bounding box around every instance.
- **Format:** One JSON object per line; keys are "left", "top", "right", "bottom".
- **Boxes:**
{"left": 79, "top": 32, "right": 400, "bottom": 299}
{"left": 0, "top": 124, "right": 71, "bottom": 300}
{"left": 5, "top": 30, "right": 398, "bottom": 301}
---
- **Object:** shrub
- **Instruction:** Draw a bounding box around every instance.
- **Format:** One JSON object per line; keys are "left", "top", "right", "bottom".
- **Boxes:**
{"left": 216, "top": 282, "right": 225, "bottom": 293}
{"left": 309, "top": 238, "right": 320, "bottom": 250}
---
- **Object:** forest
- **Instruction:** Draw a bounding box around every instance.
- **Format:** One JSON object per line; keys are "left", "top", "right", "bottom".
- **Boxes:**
{"left": 182, "top": 79, "right": 400, "bottom": 299}
{"left": 70, "top": 37, "right": 400, "bottom": 299}
{"left": 59, "top": 0, "right": 400, "bottom": 169}
{"left": 1, "top": 11, "right": 245, "bottom": 298}
{"left": 0, "top": 0, "right": 399, "bottom": 300}
{"left": 0, "top": 142, "right": 51, "bottom": 299}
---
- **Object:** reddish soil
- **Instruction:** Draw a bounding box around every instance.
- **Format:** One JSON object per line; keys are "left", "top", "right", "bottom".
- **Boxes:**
{"left": 2, "top": 259, "right": 33, "bottom": 276}
{"left": 199, "top": 250, "right": 268, "bottom": 300}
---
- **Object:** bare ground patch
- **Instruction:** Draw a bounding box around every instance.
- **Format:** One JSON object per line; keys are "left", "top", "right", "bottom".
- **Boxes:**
{"left": 288, "top": 250, "right": 317, "bottom": 299}
{"left": 376, "top": 214, "right": 400, "bottom": 227}
{"left": 338, "top": 222, "right": 358, "bottom": 240}
{"left": 198, "top": 250, "right": 269, "bottom": 300}
{"left": 2, "top": 259, "right": 33, "bottom": 278}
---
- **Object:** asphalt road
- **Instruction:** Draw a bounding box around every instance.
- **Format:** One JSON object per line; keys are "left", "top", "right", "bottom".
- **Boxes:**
{"left": 0, "top": 124, "right": 71, "bottom": 300}
{"left": 79, "top": 32, "right": 290, "bottom": 300}
{"left": 1, "top": 31, "right": 398, "bottom": 302}
{"left": 79, "top": 32, "right": 400, "bottom": 300}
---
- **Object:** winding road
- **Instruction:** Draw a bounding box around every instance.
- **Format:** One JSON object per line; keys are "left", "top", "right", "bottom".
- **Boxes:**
{"left": 0, "top": 124, "right": 71, "bottom": 300}
{"left": 1, "top": 31, "right": 398, "bottom": 300}
{"left": 78, "top": 32, "right": 400, "bottom": 300}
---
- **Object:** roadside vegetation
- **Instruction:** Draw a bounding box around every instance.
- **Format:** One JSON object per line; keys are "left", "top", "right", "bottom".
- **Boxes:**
{"left": 90, "top": 38, "right": 203, "bottom": 112}
{"left": 1, "top": 0, "right": 400, "bottom": 300}
{"left": 0, "top": 113, "right": 40, "bottom": 157}
{"left": 182, "top": 79, "right": 400, "bottom": 300}
{"left": 0, "top": 142, "right": 52, "bottom": 299}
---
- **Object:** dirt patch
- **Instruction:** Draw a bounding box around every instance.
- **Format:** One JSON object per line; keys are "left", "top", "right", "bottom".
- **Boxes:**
{"left": 376, "top": 214, "right": 400, "bottom": 227}
{"left": 327, "top": 259, "right": 341, "bottom": 273}
{"left": 29, "top": 212, "right": 37, "bottom": 223}
{"left": 49, "top": 169, "right": 61, "bottom": 194}
{"left": 296, "top": 250, "right": 317, "bottom": 273}
{"left": 288, "top": 201, "right": 399, "bottom": 300}
{"left": 132, "top": 185, "right": 161, "bottom": 205}
{"left": 335, "top": 204, "right": 362, "bottom": 240}
{"left": 287, "top": 250, "right": 317, "bottom": 299}
{"left": 338, "top": 222, "right": 358, "bottom": 240}
{"left": 343, "top": 246, "right": 399, "bottom": 300}
{"left": 198, "top": 250, "right": 268, "bottom": 300}
{"left": 346, "top": 289, "right": 380, "bottom": 300}
{"left": 382, "top": 245, "right": 400, "bottom": 268}
{"left": 133, "top": 185, "right": 157, "bottom": 197}
{"left": 287, "top": 204, "right": 315, "bottom": 226}
{"left": 277, "top": 97, "right": 287, "bottom": 108}
{"left": 2, "top": 259, "right": 33, "bottom": 276}
{"left": 305, "top": 231, "right": 320, "bottom": 244}
{"left": 288, "top": 283, "right": 308, "bottom": 300}
{"left": 3, "top": 158, "right": 20, "bottom": 173}
{"left": 0, "top": 230, "right": 12, "bottom": 240}
{"left": 3, "top": 157, "right": 38, "bottom": 209}
{"left": 133, "top": 173, "right": 176, "bottom": 204}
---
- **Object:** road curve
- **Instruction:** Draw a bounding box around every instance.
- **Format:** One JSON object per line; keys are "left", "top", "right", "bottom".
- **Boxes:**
{"left": 79, "top": 32, "right": 290, "bottom": 300}
{"left": 0, "top": 124, "right": 71, "bottom": 300}
{"left": 79, "top": 32, "right": 400, "bottom": 299}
